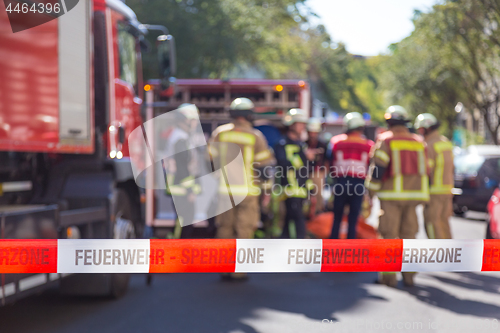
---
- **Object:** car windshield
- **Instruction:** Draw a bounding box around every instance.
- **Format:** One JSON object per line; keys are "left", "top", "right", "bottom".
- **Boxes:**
{"left": 454, "top": 154, "right": 485, "bottom": 175}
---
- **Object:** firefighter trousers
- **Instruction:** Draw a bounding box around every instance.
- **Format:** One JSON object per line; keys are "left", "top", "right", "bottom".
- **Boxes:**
{"left": 378, "top": 200, "right": 420, "bottom": 287}
{"left": 216, "top": 195, "right": 259, "bottom": 239}
{"left": 311, "top": 169, "right": 326, "bottom": 212}
{"left": 172, "top": 194, "right": 195, "bottom": 239}
{"left": 330, "top": 176, "right": 365, "bottom": 239}
{"left": 281, "top": 197, "right": 306, "bottom": 239}
{"left": 424, "top": 194, "right": 452, "bottom": 239}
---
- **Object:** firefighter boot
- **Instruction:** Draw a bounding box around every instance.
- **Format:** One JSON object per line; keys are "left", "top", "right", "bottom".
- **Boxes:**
{"left": 230, "top": 273, "right": 249, "bottom": 281}
{"left": 378, "top": 272, "right": 397, "bottom": 288}
{"left": 402, "top": 272, "right": 416, "bottom": 287}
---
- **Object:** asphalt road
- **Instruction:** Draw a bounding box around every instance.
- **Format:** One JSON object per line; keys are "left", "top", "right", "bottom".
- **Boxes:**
{"left": 1, "top": 211, "right": 499, "bottom": 333}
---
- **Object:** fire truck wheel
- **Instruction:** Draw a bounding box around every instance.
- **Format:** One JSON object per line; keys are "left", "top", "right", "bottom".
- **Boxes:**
{"left": 110, "top": 188, "right": 134, "bottom": 299}
{"left": 113, "top": 188, "right": 133, "bottom": 223}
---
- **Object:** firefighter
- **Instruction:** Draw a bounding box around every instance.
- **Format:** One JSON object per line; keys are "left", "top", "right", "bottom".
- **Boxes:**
{"left": 414, "top": 113, "right": 454, "bottom": 239}
{"left": 164, "top": 103, "right": 201, "bottom": 239}
{"left": 210, "top": 98, "right": 275, "bottom": 279}
{"left": 274, "top": 109, "right": 315, "bottom": 239}
{"left": 365, "top": 105, "right": 429, "bottom": 287}
{"left": 306, "top": 118, "right": 328, "bottom": 215}
{"left": 329, "top": 112, "right": 374, "bottom": 239}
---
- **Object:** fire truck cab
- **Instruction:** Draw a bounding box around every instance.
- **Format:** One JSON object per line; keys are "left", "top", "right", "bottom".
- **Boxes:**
{"left": 0, "top": 0, "right": 174, "bottom": 303}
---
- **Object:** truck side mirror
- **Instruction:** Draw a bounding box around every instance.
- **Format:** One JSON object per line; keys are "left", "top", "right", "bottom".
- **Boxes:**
{"left": 118, "top": 126, "right": 125, "bottom": 144}
{"left": 157, "top": 34, "right": 176, "bottom": 89}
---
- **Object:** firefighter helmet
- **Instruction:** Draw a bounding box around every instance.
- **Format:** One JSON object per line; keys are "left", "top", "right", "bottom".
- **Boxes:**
{"left": 307, "top": 118, "right": 322, "bottom": 132}
{"left": 178, "top": 103, "right": 199, "bottom": 120}
{"left": 229, "top": 97, "right": 254, "bottom": 118}
{"left": 384, "top": 105, "right": 410, "bottom": 123}
{"left": 343, "top": 112, "right": 365, "bottom": 131}
{"left": 282, "top": 108, "right": 308, "bottom": 126}
{"left": 414, "top": 113, "right": 439, "bottom": 130}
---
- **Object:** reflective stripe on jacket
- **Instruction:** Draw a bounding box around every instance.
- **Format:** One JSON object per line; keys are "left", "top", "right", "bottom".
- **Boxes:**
{"left": 425, "top": 131, "right": 454, "bottom": 195}
{"left": 365, "top": 126, "right": 430, "bottom": 202}
{"left": 328, "top": 132, "right": 374, "bottom": 179}
{"left": 165, "top": 128, "right": 200, "bottom": 197}
{"left": 210, "top": 119, "right": 275, "bottom": 198}
{"left": 274, "top": 137, "right": 314, "bottom": 199}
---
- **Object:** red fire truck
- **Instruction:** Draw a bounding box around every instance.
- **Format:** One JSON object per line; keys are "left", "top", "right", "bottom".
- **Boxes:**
{"left": 143, "top": 79, "right": 311, "bottom": 234}
{"left": 0, "top": 0, "right": 175, "bottom": 303}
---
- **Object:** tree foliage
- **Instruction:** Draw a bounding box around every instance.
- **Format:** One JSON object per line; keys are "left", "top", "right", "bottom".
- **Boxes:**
{"left": 379, "top": 0, "right": 500, "bottom": 142}
{"left": 128, "top": 0, "right": 500, "bottom": 137}
{"left": 127, "top": 0, "right": 365, "bottom": 116}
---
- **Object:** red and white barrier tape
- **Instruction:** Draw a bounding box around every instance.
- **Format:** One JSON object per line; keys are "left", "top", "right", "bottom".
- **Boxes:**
{"left": 0, "top": 239, "right": 499, "bottom": 273}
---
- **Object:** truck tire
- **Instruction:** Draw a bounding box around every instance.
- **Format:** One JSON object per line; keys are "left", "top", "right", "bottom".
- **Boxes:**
{"left": 109, "top": 189, "right": 135, "bottom": 299}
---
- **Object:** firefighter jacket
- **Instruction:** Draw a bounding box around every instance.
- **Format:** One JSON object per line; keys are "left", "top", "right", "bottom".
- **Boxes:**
{"left": 365, "top": 125, "right": 430, "bottom": 203}
{"left": 209, "top": 119, "right": 275, "bottom": 198}
{"left": 165, "top": 127, "right": 200, "bottom": 196}
{"left": 274, "top": 137, "right": 314, "bottom": 198}
{"left": 328, "top": 132, "right": 374, "bottom": 179}
{"left": 306, "top": 138, "right": 328, "bottom": 172}
{"left": 425, "top": 130, "right": 454, "bottom": 195}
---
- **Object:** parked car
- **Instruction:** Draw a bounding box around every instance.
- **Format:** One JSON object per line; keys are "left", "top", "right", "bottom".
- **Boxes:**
{"left": 453, "top": 145, "right": 500, "bottom": 215}
{"left": 486, "top": 188, "right": 500, "bottom": 238}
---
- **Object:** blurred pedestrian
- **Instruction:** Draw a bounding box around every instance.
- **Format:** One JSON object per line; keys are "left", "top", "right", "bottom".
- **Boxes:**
{"left": 164, "top": 104, "right": 201, "bottom": 239}
{"left": 274, "top": 109, "right": 315, "bottom": 239}
{"left": 210, "top": 98, "right": 275, "bottom": 280}
{"left": 414, "top": 113, "right": 454, "bottom": 239}
{"left": 328, "top": 112, "right": 374, "bottom": 239}
{"left": 365, "top": 105, "right": 430, "bottom": 287}
{"left": 306, "top": 118, "right": 328, "bottom": 216}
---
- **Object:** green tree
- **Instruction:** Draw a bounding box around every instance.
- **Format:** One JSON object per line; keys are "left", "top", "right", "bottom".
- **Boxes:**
{"left": 128, "top": 0, "right": 369, "bottom": 117}
{"left": 128, "top": 0, "right": 311, "bottom": 79}
{"left": 379, "top": 0, "right": 500, "bottom": 141}
{"left": 347, "top": 55, "right": 388, "bottom": 124}
{"left": 380, "top": 25, "right": 465, "bottom": 136}
{"left": 430, "top": 0, "right": 500, "bottom": 143}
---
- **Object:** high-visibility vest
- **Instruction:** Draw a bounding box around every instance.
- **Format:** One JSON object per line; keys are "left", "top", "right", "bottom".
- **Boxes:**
{"left": 166, "top": 174, "right": 200, "bottom": 196}
{"left": 210, "top": 122, "right": 274, "bottom": 198}
{"left": 329, "top": 133, "right": 374, "bottom": 179}
{"left": 368, "top": 133, "right": 429, "bottom": 201}
{"left": 428, "top": 138, "right": 454, "bottom": 195}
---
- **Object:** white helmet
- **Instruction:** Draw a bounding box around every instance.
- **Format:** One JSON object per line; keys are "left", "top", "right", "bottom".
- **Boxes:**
{"left": 414, "top": 113, "right": 439, "bottom": 130}
{"left": 229, "top": 97, "right": 254, "bottom": 118}
{"left": 343, "top": 112, "right": 365, "bottom": 131}
{"left": 178, "top": 103, "right": 199, "bottom": 120}
{"left": 384, "top": 105, "right": 410, "bottom": 122}
{"left": 307, "top": 118, "right": 323, "bottom": 133}
{"left": 283, "top": 108, "right": 308, "bottom": 126}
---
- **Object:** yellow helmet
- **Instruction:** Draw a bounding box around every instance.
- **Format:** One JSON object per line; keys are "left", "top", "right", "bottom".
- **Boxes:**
{"left": 283, "top": 108, "right": 308, "bottom": 126}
